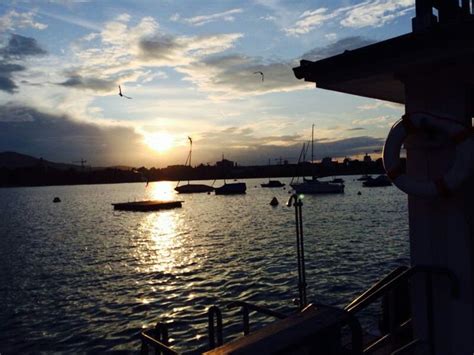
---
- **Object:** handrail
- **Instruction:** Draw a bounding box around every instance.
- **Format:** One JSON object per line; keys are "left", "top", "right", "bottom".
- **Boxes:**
{"left": 208, "top": 305, "right": 223, "bottom": 349}
{"left": 345, "top": 265, "right": 459, "bottom": 314}
{"left": 344, "top": 266, "right": 408, "bottom": 311}
{"left": 345, "top": 265, "right": 459, "bottom": 355}
{"left": 227, "top": 301, "right": 287, "bottom": 336}
{"left": 140, "top": 331, "right": 178, "bottom": 355}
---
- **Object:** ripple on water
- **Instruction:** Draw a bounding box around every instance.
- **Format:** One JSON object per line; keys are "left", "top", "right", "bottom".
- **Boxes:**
{"left": 0, "top": 178, "right": 408, "bottom": 352}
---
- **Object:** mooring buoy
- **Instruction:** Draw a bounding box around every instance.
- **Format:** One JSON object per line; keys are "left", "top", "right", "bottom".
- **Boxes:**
{"left": 270, "top": 197, "right": 279, "bottom": 206}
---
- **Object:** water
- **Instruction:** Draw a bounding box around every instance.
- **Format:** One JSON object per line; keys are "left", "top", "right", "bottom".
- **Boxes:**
{"left": 0, "top": 177, "right": 409, "bottom": 352}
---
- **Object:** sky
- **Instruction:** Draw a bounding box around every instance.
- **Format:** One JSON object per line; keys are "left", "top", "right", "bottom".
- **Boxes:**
{"left": 0, "top": 0, "right": 413, "bottom": 168}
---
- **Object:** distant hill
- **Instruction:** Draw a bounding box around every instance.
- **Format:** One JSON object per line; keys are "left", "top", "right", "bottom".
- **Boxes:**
{"left": 0, "top": 151, "right": 81, "bottom": 170}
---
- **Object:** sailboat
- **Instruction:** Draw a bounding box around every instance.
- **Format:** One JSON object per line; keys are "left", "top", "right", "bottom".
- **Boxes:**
{"left": 175, "top": 137, "right": 214, "bottom": 193}
{"left": 261, "top": 159, "right": 285, "bottom": 188}
{"left": 290, "top": 124, "right": 344, "bottom": 194}
{"left": 214, "top": 181, "right": 246, "bottom": 195}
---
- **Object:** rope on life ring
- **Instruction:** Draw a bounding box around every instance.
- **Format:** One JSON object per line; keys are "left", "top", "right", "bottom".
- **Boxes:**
{"left": 383, "top": 112, "right": 474, "bottom": 198}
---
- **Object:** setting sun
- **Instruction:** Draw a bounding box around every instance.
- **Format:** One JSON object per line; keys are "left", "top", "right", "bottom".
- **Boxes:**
{"left": 144, "top": 132, "right": 174, "bottom": 153}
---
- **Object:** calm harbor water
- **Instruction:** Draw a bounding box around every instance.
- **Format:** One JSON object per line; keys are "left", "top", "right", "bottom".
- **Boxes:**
{"left": 0, "top": 177, "right": 409, "bottom": 352}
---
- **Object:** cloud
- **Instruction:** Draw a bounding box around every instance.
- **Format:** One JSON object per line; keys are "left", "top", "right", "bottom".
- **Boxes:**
{"left": 0, "top": 34, "right": 47, "bottom": 59}
{"left": 173, "top": 8, "right": 243, "bottom": 26}
{"left": 0, "top": 63, "right": 25, "bottom": 93}
{"left": 347, "top": 127, "right": 365, "bottom": 131}
{"left": 0, "top": 34, "right": 47, "bottom": 94}
{"left": 191, "top": 126, "right": 384, "bottom": 165}
{"left": 357, "top": 99, "right": 404, "bottom": 110}
{"left": 0, "top": 103, "right": 154, "bottom": 166}
{"left": 285, "top": 8, "right": 338, "bottom": 36}
{"left": 341, "top": 0, "right": 414, "bottom": 28}
{"left": 58, "top": 74, "right": 115, "bottom": 92}
{"left": 301, "top": 36, "right": 375, "bottom": 61}
{"left": 285, "top": 0, "right": 414, "bottom": 36}
{"left": 0, "top": 10, "right": 48, "bottom": 31}
{"left": 138, "top": 33, "right": 243, "bottom": 65}
{"left": 176, "top": 54, "right": 307, "bottom": 98}
{"left": 352, "top": 115, "right": 394, "bottom": 128}
{"left": 62, "top": 15, "right": 243, "bottom": 94}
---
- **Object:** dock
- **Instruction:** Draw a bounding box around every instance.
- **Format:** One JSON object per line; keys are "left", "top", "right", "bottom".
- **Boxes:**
{"left": 112, "top": 200, "right": 183, "bottom": 212}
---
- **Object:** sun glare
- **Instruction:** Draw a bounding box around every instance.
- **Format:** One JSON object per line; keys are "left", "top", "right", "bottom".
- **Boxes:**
{"left": 144, "top": 132, "right": 174, "bottom": 153}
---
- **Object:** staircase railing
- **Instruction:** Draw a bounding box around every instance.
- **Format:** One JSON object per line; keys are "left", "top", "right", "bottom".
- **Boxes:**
{"left": 344, "top": 264, "right": 459, "bottom": 354}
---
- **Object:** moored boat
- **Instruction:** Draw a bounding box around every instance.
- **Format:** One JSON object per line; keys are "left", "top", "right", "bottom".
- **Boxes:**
{"left": 292, "top": 177, "right": 344, "bottom": 194}
{"left": 214, "top": 182, "right": 246, "bottom": 195}
{"left": 261, "top": 180, "right": 285, "bottom": 188}
{"left": 112, "top": 200, "right": 183, "bottom": 211}
{"left": 175, "top": 137, "right": 214, "bottom": 193}
{"left": 362, "top": 175, "right": 392, "bottom": 187}
{"left": 290, "top": 125, "right": 344, "bottom": 194}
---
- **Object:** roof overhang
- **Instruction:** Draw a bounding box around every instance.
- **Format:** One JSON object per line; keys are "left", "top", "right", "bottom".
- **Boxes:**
{"left": 293, "top": 20, "right": 474, "bottom": 105}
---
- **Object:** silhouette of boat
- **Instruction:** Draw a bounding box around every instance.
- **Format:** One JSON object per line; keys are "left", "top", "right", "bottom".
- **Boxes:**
{"left": 175, "top": 183, "right": 214, "bottom": 193}
{"left": 291, "top": 125, "right": 344, "bottom": 194}
{"left": 330, "top": 177, "right": 344, "bottom": 184}
{"left": 261, "top": 180, "right": 285, "bottom": 188}
{"left": 362, "top": 175, "right": 392, "bottom": 187}
{"left": 293, "top": 177, "right": 344, "bottom": 194}
{"left": 175, "top": 137, "right": 214, "bottom": 193}
{"left": 112, "top": 200, "right": 182, "bottom": 211}
{"left": 214, "top": 182, "right": 246, "bottom": 195}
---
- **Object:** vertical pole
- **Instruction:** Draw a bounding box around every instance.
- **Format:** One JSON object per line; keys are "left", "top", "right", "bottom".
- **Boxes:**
{"left": 297, "top": 199, "right": 307, "bottom": 308}
{"left": 294, "top": 201, "right": 303, "bottom": 308}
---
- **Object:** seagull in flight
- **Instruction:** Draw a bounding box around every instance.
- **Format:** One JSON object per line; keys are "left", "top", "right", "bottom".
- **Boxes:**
{"left": 253, "top": 71, "right": 264, "bottom": 82}
{"left": 118, "top": 85, "right": 132, "bottom": 99}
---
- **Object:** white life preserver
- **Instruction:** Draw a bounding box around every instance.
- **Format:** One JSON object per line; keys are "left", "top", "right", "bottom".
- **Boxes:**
{"left": 383, "top": 112, "right": 474, "bottom": 198}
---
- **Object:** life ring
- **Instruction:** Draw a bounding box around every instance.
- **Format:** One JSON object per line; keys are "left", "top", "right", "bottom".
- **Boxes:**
{"left": 383, "top": 112, "right": 474, "bottom": 198}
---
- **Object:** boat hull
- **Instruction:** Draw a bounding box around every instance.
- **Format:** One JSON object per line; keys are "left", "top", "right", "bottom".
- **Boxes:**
{"left": 362, "top": 175, "right": 392, "bottom": 187}
{"left": 175, "top": 184, "right": 214, "bottom": 193}
{"left": 261, "top": 180, "right": 285, "bottom": 188}
{"left": 112, "top": 200, "right": 182, "bottom": 211}
{"left": 215, "top": 183, "right": 246, "bottom": 195}
{"left": 291, "top": 181, "right": 344, "bottom": 194}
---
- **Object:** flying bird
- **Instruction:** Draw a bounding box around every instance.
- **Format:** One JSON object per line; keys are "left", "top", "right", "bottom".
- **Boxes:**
{"left": 253, "top": 71, "right": 264, "bottom": 82}
{"left": 118, "top": 85, "right": 132, "bottom": 99}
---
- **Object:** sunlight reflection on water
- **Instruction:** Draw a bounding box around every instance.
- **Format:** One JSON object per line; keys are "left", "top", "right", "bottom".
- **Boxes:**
{"left": 0, "top": 177, "right": 409, "bottom": 352}
{"left": 148, "top": 181, "right": 175, "bottom": 201}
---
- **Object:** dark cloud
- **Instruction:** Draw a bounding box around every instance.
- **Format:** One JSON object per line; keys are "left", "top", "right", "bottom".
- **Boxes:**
{"left": 0, "top": 62, "right": 25, "bottom": 93}
{"left": 0, "top": 103, "right": 153, "bottom": 166}
{"left": 301, "top": 36, "right": 375, "bottom": 61}
{"left": 347, "top": 127, "right": 365, "bottom": 131}
{"left": 139, "top": 35, "right": 181, "bottom": 61}
{"left": 178, "top": 54, "right": 303, "bottom": 95}
{"left": 0, "top": 34, "right": 46, "bottom": 59}
{"left": 195, "top": 126, "right": 383, "bottom": 165}
{"left": 0, "top": 34, "right": 46, "bottom": 94}
{"left": 58, "top": 74, "right": 115, "bottom": 92}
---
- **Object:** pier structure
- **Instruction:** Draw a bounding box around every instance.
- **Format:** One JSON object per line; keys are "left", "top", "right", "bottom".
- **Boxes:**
{"left": 294, "top": 1, "right": 474, "bottom": 353}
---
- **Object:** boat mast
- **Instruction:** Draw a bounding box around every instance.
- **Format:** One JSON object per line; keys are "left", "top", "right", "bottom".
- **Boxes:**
{"left": 188, "top": 136, "right": 192, "bottom": 185}
{"left": 311, "top": 124, "right": 314, "bottom": 164}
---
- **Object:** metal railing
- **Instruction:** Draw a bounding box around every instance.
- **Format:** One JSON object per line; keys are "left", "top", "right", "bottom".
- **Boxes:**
{"left": 227, "top": 300, "right": 287, "bottom": 336}
{"left": 140, "top": 322, "right": 177, "bottom": 355}
{"left": 207, "top": 305, "right": 223, "bottom": 349}
{"left": 344, "top": 264, "right": 459, "bottom": 354}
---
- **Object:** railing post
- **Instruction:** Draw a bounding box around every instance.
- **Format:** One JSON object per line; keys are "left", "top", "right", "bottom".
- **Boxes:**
{"left": 425, "top": 273, "right": 434, "bottom": 355}
{"left": 242, "top": 305, "right": 250, "bottom": 335}
{"left": 140, "top": 341, "right": 149, "bottom": 355}
{"left": 208, "top": 306, "right": 223, "bottom": 349}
